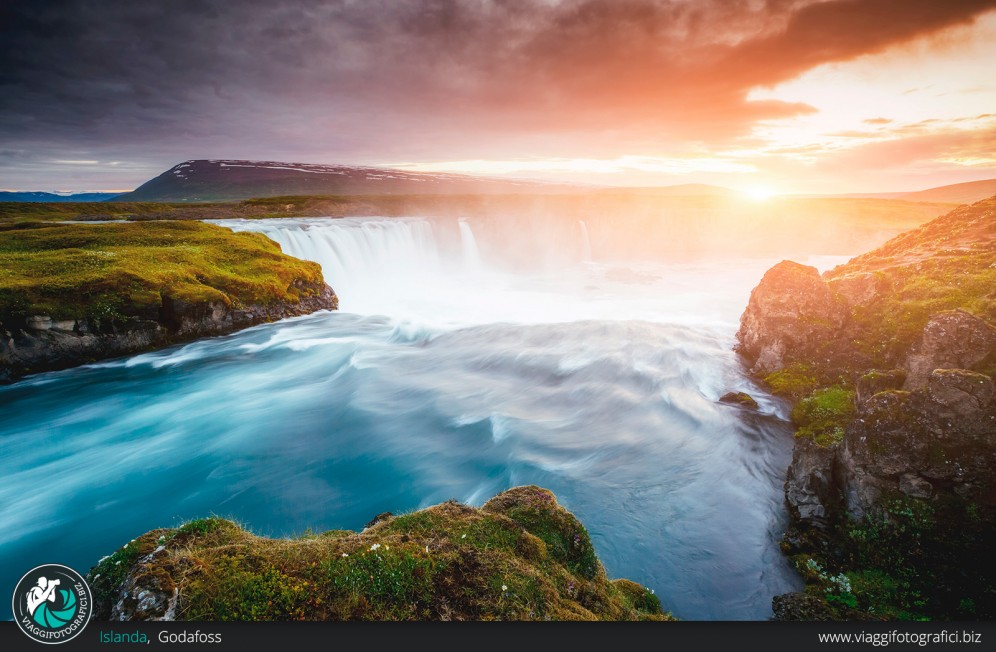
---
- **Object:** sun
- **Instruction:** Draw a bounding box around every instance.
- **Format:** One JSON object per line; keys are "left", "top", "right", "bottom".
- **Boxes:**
{"left": 742, "top": 186, "right": 778, "bottom": 201}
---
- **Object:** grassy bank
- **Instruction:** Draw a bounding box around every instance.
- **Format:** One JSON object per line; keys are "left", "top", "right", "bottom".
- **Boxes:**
{"left": 0, "top": 220, "right": 325, "bottom": 327}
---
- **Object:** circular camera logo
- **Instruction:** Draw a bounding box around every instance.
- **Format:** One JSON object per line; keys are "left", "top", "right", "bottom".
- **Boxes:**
{"left": 12, "top": 564, "right": 93, "bottom": 644}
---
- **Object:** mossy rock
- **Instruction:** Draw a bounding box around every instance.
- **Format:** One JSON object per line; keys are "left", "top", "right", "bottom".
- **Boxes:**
{"left": 89, "top": 487, "right": 674, "bottom": 622}
{"left": 482, "top": 486, "right": 602, "bottom": 581}
{"left": 791, "top": 387, "right": 856, "bottom": 446}
{"left": 718, "top": 391, "right": 759, "bottom": 409}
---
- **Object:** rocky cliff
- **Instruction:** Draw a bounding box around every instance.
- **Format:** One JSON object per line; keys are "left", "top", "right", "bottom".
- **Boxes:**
{"left": 87, "top": 486, "right": 671, "bottom": 622}
{"left": 1, "top": 283, "right": 337, "bottom": 382}
{"left": 737, "top": 196, "right": 996, "bottom": 620}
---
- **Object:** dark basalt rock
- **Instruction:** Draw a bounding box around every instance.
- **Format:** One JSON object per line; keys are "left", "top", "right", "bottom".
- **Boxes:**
{"left": 854, "top": 369, "right": 906, "bottom": 404}
{"left": 0, "top": 282, "right": 338, "bottom": 383}
{"left": 841, "top": 369, "right": 995, "bottom": 518}
{"left": 771, "top": 592, "right": 839, "bottom": 621}
{"left": 903, "top": 309, "right": 996, "bottom": 390}
{"left": 783, "top": 437, "right": 841, "bottom": 530}
{"left": 364, "top": 512, "right": 394, "bottom": 529}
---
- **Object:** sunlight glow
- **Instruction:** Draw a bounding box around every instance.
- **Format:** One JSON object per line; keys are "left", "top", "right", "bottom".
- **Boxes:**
{"left": 742, "top": 186, "right": 778, "bottom": 201}
{"left": 390, "top": 155, "right": 757, "bottom": 177}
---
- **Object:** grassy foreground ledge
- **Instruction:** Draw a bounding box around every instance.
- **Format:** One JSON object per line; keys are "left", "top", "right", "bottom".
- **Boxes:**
{"left": 0, "top": 220, "right": 337, "bottom": 381}
{"left": 88, "top": 486, "right": 671, "bottom": 622}
{"left": 0, "top": 220, "right": 325, "bottom": 320}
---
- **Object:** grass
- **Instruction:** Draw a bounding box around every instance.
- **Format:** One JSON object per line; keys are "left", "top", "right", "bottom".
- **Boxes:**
{"left": 88, "top": 487, "right": 672, "bottom": 622}
{"left": 848, "top": 252, "right": 996, "bottom": 366}
{"left": 0, "top": 220, "right": 325, "bottom": 327}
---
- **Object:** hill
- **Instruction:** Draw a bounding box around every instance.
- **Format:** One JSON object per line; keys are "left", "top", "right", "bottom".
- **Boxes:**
{"left": 0, "top": 191, "right": 120, "bottom": 202}
{"left": 592, "top": 183, "right": 733, "bottom": 197}
{"left": 112, "top": 160, "right": 579, "bottom": 202}
{"left": 832, "top": 179, "right": 996, "bottom": 205}
{"left": 895, "top": 178, "right": 996, "bottom": 204}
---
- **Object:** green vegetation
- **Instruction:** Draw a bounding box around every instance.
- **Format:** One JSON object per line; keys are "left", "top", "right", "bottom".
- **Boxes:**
{"left": 849, "top": 253, "right": 996, "bottom": 366}
{"left": 764, "top": 362, "right": 821, "bottom": 399}
{"left": 0, "top": 220, "right": 325, "bottom": 328}
{"left": 759, "top": 197, "right": 996, "bottom": 620}
{"left": 88, "top": 487, "right": 671, "bottom": 622}
{"left": 827, "top": 198, "right": 996, "bottom": 367}
{"left": 791, "top": 387, "right": 856, "bottom": 446}
{"left": 789, "top": 496, "right": 994, "bottom": 620}
{"left": 0, "top": 201, "right": 181, "bottom": 222}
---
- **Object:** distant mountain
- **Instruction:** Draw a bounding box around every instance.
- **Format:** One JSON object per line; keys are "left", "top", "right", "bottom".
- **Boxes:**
{"left": 593, "top": 183, "right": 734, "bottom": 197}
{"left": 827, "top": 178, "right": 996, "bottom": 204}
{"left": 112, "top": 160, "right": 579, "bottom": 202}
{"left": 0, "top": 191, "right": 121, "bottom": 202}
{"left": 895, "top": 179, "right": 996, "bottom": 204}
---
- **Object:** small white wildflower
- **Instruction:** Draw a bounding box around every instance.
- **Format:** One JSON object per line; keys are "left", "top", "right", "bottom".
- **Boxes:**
{"left": 385, "top": 545, "right": 390, "bottom": 550}
{"left": 461, "top": 534, "right": 466, "bottom": 539}
{"left": 425, "top": 546, "right": 429, "bottom": 553}
{"left": 115, "top": 561, "right": 121, "bottom": 565}
{"left": 342, "top": 553, "right": 349, "bottom": 557}
{"left": 650, "top": 589, "right": 655, "bottom": 594}
{"left": 502, "top": 585, "right": 508, "bottom": 591}
{"left": 370, "top": 543, "right": 381, "bottom": 551}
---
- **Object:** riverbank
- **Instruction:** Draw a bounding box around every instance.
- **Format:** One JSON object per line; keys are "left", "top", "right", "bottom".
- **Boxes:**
{"left": 0, "top": 220, "right": 337, "bottom": 382}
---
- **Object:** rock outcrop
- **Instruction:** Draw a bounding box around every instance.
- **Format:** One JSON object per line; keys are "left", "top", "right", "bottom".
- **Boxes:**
{"left": 735, "top": 261, "right": 847, "bottom": 375}
{"left": 903, "top": 310, "right": 996, "bottom": 390}
{"left": 737, "top": 196, "right": 996, "bottom": 620}
{"left": 88, "top": 486, "right": 672, "bottom": 622}
{"left": 0, "top": 282, "right": 337, "bottom": 382}
{"left": 718, "top": 391, "right": 759, "bottom": 409}
{"left": 785, "top": 369, "right": 995, "bottom": 527}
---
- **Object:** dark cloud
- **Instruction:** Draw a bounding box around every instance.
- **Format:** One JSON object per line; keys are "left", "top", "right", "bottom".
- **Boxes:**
{"left": 1, "top": 0, "right": 994, "bottom": 188}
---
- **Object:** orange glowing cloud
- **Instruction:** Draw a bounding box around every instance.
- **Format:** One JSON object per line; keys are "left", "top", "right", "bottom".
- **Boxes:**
{"left": 2, "top": 0, "right": 996, "bottom": 191}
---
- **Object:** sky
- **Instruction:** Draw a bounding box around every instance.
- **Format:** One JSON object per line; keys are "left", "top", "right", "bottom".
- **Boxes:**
{"left": 1, "top": 0, "right": 995, "bottom": 194}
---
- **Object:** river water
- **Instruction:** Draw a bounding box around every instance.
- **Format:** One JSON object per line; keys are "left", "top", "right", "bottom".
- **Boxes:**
{"left": 1, "top": 215, "right": 850, "bottom": 619}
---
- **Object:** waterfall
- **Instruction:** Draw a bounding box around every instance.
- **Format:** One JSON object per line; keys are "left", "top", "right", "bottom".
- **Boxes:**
{"left": 458, "top": 219, "right": 483, "bottom": 272}
{"left": 215, "top": 217, "right": 448, "bottom": 314}
{"left": 579, "top": 220, "right": 593, "bottom": 263}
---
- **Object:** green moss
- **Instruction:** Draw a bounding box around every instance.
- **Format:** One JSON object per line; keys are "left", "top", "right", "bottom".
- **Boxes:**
{"left": 89, "top": 487, "right": 673, "bottom": 622}
{"left": 791, "top": 387, "right": 856, "bottom": 446}
{"left": 0, "top": 220, "right": 325, "bottom": 326}
{"left": 847, "top": 253, "right": 996, "bottom": 367}
{"left": 85, "top": 530, "right": 168, "bottom": 618}
{"left": 177, "top": 517, "right": 229, "bottom": 537}
{"left": 482, "top": 486, "right": 601, "bottom": 581}
{"left": 845, "top": 570, "right": 921, "bottom": 620}
{"left": 764, "top": 363, "right": 820, "bottom": 399}
{"left": 611, "top": 579, "right": 664, "bottom": 615}
{"left": 719, "top": 392, "right": 759, "bottom": 408}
